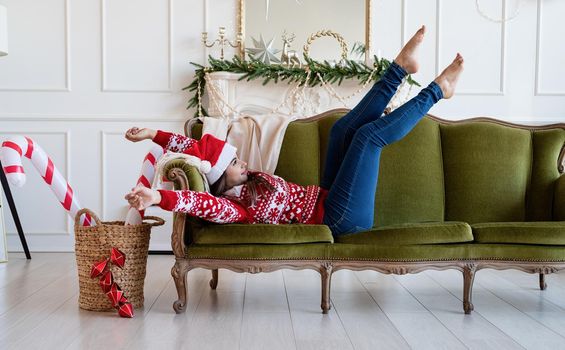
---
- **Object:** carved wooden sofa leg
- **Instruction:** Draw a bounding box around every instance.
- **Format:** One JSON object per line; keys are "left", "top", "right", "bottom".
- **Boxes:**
{"left": 539, "top": 273, "right": 547, "bottom": 290}
{"left": 320, "top": 262, "right": 333, "bottom": 314}
{"left": 171, "top": 259, "right": 190, "bottom": 314}
{"left": 210, "top": 269, "right": 219, "bottom": 290}
{"left": 462, "top": 264, "right": 476, "bottom": 314}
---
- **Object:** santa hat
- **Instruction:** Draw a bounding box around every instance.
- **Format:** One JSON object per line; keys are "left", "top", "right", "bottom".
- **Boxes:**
{"left": 186, "top": 134, "right": 238, "bottom": 185}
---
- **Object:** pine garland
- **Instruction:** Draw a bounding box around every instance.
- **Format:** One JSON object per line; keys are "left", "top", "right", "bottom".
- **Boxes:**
{"left": 183, "top": 55, "right": 420, "bottom": 117}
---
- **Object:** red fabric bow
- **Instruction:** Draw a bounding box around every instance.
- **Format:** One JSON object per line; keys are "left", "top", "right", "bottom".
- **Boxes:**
{"left": 89, "top": 248, "right": 134, "bottom": 318}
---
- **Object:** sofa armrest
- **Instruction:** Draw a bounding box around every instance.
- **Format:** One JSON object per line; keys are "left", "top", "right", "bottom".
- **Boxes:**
{"left": 554, "top": 174, "right": 565, "bottom": 221}
{"left": 163, "top": 159, "right": 207, "bottom": 192}
{"left": 162, "top": 159, "right": 207, "bottom": 258}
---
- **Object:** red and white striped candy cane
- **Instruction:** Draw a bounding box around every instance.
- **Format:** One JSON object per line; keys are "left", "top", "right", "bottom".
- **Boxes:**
{"left": 125, "top": 145, "right": 165, "bottom": 225}
{"left": 1, "top": 135, "right": 94, "bottom": 227}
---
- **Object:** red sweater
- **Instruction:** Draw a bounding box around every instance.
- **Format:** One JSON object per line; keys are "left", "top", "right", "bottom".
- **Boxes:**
{"left": 152, "top": 130, "right": 327, "bottom": 225}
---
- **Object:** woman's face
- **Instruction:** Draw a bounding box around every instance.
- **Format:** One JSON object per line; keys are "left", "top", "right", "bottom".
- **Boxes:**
{"left": 224, "top": 157, "right": 248, "bottom": 189}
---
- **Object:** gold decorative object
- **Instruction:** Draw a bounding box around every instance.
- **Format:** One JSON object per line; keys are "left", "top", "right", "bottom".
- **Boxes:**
{"left": 201, "top": 27, "right": 243, "bottom": 60}
{"left": 303, "top": 29, "right": 349, "bottom": 63}
{"left": 280, "top": 31, "right": 301, "bottom": 68}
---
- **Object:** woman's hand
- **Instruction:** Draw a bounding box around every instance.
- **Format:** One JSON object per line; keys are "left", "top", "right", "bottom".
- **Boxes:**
{"left": 125, "top": 127, "right": 157, "bottom": 142}
{"left": 124, "top": 185, "right": 162, "bottom": 210}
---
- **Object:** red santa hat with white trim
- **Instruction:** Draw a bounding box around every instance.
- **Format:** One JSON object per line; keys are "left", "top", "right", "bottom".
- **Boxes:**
{"left": 188, "top": 133, "right": 238, "bottom": 186}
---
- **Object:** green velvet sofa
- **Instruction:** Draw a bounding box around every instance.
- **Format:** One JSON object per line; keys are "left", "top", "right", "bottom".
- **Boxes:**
{"left": 164, "top": 109, "right": 565, "bottom": 315}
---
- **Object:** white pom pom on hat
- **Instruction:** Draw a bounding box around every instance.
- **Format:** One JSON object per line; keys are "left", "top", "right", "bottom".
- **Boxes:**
{"left": 199, "top": 160, "right": 212, "bottom": 174}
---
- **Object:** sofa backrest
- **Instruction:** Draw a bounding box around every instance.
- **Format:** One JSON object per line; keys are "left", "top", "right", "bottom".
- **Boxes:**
{"left": 372, "top": 117, "right": 447, "bottom": 226}
{"left": 275, "top": 120, "right": 322, "bottom": 186}
{"left": 440, "top": 122, "right": 565, "bottom": 224}
{"left": 290, "top": 113, "right": 565, "bottom": 226}
{"left": 278, "top": 112, "right": 447, "bottom": 227}
{"left": 190, "top": 112, "right": 565, "bottom": 226}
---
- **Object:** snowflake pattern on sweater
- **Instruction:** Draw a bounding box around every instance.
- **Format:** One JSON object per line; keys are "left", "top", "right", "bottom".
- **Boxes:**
{"left": 158, "top": 171, "right": 325, "bottom": 225}
{"left": 174, "top": 190, "right": 245, "bottom": 223}
{"left": 165, "top": 133, "right": 196, "bottom": 153}
{"left": 153, "top": 130, "right": 326, "bottom": 225}
{"left": 233, "top": 172, "right": 322, "bottom": 224}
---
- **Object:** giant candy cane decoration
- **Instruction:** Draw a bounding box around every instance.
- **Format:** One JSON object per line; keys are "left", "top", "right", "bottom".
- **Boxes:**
{"left": 124, "top": 145, "right": 165, "bottom": 225}
{"left": 1, "top": 136, "right": 94, "bottom": 226}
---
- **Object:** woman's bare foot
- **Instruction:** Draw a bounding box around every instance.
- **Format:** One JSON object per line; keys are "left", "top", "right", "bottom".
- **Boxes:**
{"left": 434, "top": 53, "right": 464, "bottom": 99}
{"left": 394, "top": 25, "right": 426, "bottom": 74}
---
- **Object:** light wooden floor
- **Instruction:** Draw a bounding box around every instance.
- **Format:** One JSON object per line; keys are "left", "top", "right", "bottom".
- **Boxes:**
{"left": 2, "top": 253, "right": 565, "bottom": 350}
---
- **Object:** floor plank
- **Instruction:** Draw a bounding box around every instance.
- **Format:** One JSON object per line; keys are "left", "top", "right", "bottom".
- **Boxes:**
{"left": 124, "top": 268, "right": 211, "bottom": 350}
{"left": 470, "top": 270, "right": 565, "bottom": 340}
{"left": 427, "top": 269, "right": 565, "bottom": 349}
{"left": 0, "top": 253, "right": 63, "bottom": 288}
{"left": 244, "top": 271, "right": 289, "bottom": 313}
{"left": 497, "top": 270, "right": 565, "bottom": 311}
{"left": 64, "top": 255, "right": 175, "bottom": 349}
{"left": 3, "top": 254, "right": 565, "bottom": 349}
{"left": 181, "top": 290, "right": 246, "bottom": 350}
{"left": 328, "top": 270, "right": 411, "bottom": 350}
{"left": 240, "top": 312, "right": 297, "bottom": 350}
{"left": 394, "top": 272, "right": 523, "bottom": 350}
{"left": 358, "top": 272, "right": 468, "bottom": 350}
{"left": 0, "top": 253, "right": 76, "bottom": 315}
{"left": 0, "top": 265, "right": 78, "bottom": 348}
{"left": 239, "top": 270, "right": 297, "bottom": 349}
{"left": 331, "top": 291, "right": 411, "bottom": 350}
{"left": 283, "top": 269, "right": 355, "bottom": 350}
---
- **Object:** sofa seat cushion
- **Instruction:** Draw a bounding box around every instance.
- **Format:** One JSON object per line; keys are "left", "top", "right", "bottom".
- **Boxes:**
{"left": 466, "top": 243, "right": 565, "bottom": 261}
{"left": 335, "top": 222, "right": 473, "bottom": 245}
{"left": 472, "top": 222, "right": 565, "bottom": 245}
{"left": 329, "top": 243, "right": 469, "bottom": 261}
{"left": 328, "top": 243, "right": 565, "bottom": 262}
{"left": 187, "top": 243, "right": 330, "bottom": 260}
{"left": 192, "top": 224, "right": 334, "bottom": 245}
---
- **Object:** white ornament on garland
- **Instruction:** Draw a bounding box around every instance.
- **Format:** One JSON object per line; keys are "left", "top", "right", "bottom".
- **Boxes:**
{"left": 245, "top": 35, "right": 281, "bottom": 64}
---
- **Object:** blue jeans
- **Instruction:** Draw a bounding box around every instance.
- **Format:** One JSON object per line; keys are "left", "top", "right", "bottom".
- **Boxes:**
{"left": 321, "top": 62, "right": 443, "bottom": 236}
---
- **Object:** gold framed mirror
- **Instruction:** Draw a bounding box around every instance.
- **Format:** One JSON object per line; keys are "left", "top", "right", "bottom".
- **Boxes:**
{"left": 237, "top": 0, "right": 371, "bottom": 63}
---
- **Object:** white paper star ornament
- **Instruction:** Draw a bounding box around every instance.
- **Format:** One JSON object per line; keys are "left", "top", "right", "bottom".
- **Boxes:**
{"left": 245, "top": 35, "right": 281, "bottom": 65}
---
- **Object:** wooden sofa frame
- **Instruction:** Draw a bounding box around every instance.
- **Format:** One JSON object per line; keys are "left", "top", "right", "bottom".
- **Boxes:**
{"left": 166, "top": 111, "right": 565, "bottom": 315}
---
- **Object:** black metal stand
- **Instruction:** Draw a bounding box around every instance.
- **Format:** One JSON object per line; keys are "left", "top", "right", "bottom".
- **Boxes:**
{"left": 0, "top": 160, "right": 31, "bottom": 259}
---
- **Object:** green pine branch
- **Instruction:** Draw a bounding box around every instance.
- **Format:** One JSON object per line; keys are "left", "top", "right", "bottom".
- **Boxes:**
{"left": 184, "top": 55, "right": 420, "bottom": 118}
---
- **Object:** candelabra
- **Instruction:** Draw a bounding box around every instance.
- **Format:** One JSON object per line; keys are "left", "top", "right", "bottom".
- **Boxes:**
{"left": 201, "top": 27, "right": 243, "bottom": 60}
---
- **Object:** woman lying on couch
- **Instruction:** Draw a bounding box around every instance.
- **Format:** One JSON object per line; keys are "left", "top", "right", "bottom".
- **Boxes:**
{"left": 124, "top": 25, "right": 464, "bottom": 237}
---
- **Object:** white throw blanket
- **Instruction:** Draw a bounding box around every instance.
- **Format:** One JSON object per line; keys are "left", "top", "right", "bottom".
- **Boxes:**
{"left": 200, "top": 113, "right": 299, "bottom": 174}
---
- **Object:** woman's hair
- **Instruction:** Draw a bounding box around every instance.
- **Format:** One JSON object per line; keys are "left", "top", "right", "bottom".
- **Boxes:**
{"left": 210, "top": 172, "right": 275, "bottom": 206}
{"left": 209, "top": 173, "right": 229, "bottom": 197}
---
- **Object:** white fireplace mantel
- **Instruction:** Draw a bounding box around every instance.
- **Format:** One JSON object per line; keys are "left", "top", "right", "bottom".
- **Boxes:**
{"left": 204, "top": 71, "right": 373, "bottom": 118}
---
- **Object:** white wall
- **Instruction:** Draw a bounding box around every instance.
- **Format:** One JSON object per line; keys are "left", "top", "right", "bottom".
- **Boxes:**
{"left": 0, "top": 0, "right": 563, "bottom": 252}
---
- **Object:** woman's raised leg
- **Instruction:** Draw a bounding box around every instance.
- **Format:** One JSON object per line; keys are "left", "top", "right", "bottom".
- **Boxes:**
{"left": 323, "top": 54, "right": 464, "bottom": 236}
{"left": 321, "top": 26, "right": 425, "bottom": 189}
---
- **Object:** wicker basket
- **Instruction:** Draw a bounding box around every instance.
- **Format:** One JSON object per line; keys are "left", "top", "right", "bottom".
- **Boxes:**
{"left": 74, "top": 208, "right": 164, "bottom": 311}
